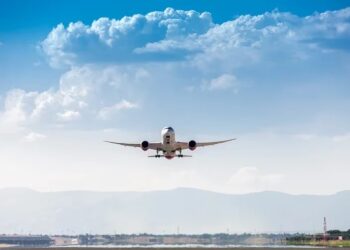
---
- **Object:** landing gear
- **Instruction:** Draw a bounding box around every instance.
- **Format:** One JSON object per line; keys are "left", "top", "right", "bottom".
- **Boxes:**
{"left": 178, "top": 149, "right": 184, "bottom": 157}
{"left": 156, "top": 149, "right": 160, "bottom": 158}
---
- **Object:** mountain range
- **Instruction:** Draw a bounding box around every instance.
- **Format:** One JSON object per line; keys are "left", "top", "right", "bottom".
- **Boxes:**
{"left": 1, "top": 187, "right": 349, "bottom": 234}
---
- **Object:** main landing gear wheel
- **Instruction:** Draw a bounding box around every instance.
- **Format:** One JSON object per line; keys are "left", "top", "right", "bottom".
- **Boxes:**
{"left": 155, "top": 149, "right": 160, "bottom": 158}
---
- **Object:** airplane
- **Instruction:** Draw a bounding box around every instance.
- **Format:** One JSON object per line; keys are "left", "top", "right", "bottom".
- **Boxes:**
{"left": 105, "top": 126, "right": 235, "bottom": 159}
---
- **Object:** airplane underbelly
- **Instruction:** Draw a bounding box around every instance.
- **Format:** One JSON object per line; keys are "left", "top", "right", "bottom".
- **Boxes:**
{"left": 164, "top": 151, "right": 175, "bottom": 160}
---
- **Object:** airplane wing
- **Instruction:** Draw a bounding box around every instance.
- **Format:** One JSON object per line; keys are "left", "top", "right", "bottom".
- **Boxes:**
{"left": 105, "top": 141, "right": 162, "bottom": 150}
{"left": 176, "top": 138, "right": 236, "bottom": 149}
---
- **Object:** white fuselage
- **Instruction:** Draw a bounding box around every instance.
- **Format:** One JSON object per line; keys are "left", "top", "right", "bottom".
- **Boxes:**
{"left": 161, "top": 127, "right": 177, "bottom": 159}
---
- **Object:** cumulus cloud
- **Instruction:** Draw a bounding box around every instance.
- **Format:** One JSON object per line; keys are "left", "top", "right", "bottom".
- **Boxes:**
{"left": 0, "top": 65, "right": 148, "bottom": 128}
{"left": 41, "top": 8, "right": 213, "bottom": 67}
{"left": 40, "top": 7, "right": 350, "bottom": 68}
{"left": 1, "top": 89, "right": 37, "bottom": 125}
{"left": 300, "top": 8, "right": 350, "bottom": 50}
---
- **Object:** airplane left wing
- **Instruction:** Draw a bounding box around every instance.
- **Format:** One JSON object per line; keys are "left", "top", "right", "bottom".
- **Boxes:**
{"left": 105, "top": 141, "right": 162, "bottom": 150}
{"left": 176, "top": 138, "right": 236, "bottom": 149}
{"left": 196, "top": 138, "right": 236, "bottom": 147}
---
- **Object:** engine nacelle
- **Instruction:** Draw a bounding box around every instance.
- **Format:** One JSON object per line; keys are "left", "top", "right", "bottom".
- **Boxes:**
{"left": 188, "top": 140, "right": 197, "bottom": 151}
{"left": 141, "top": 141, "right": 149, "bottom": 151}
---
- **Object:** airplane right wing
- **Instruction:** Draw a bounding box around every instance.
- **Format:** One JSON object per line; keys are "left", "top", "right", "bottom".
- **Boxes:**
{"left": 105, "top": 141, "right": 140, "bottom": 147}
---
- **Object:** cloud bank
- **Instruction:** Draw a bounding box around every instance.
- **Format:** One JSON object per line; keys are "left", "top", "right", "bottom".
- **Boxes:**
{"left": 41, "top": 8, "right": 213, "bottom": 67}
{"left": 41, "top": 7, "right": 350, "bottom": 68}
{"left": 0, "top": 66, "right": 145, "bottom": 128}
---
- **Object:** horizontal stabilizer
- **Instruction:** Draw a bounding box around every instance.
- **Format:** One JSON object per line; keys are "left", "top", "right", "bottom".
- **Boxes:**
{"left": 148, "top": 155, "right": 164, "bottom": 158}
{"left": 148, "top": 155, "right": 192, "bottom": 158}
{"left": 177, "top": 155, "right": 192, "bottom": 157}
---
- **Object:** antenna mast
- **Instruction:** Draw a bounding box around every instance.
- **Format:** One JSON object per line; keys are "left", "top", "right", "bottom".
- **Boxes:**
{"left": 323, "top": 217, "right": 327, "bottom": 241}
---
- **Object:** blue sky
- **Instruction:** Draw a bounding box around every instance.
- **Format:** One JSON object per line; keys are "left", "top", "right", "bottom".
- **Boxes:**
{"left": 0, "top": 0, "right": 350, "bottom": 194}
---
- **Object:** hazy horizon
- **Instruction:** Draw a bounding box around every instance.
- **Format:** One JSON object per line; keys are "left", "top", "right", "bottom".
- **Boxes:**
{"left": 1, "top": 187, "right": 349, "bottom": 234}
{"left": 1, "top": 186, "right": 350, "bottom": 196}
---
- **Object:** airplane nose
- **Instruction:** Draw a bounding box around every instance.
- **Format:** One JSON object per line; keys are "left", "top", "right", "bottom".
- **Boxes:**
{"left": 165, "top": 127, "right": 174, "bottom": 132}
{"left": 162, "top": 126, "right": 175, "bottom": 136}
{"left": 162, "top": 126, "right": 174, "bottom": 132}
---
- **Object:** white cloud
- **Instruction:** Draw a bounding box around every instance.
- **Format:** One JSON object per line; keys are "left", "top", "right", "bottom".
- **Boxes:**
{"left": 0, "top": 65, "right": 149, "bottom": 128}
{"left": 41, "top": 8, "right": 213, "bottom": 67}
{"left": 205, "top": 74, "right": 238, "bottom": 91}
{"left": 98, "top": 100, "right": 138, "bottom": 120}
{"left": 227, "top": 167, "right": 283, "bottom": 193}
{"left": 1, "top": 89, "right": 38, "bottom": 125}
{"left": 40, "top": 7, "right": 350, "bottom": 68}
{"left": 23, "top": 132, "right": 47, "bottom": 142}
{"left": 57, "top": 110, "right": 81, "bottom": 121}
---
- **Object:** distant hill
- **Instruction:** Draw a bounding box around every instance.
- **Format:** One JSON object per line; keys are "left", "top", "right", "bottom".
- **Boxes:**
{"left": 0, "top": 187, "right": 349, "bottom": 234}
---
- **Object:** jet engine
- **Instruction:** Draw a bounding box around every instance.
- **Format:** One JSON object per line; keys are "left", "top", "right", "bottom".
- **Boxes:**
{"left": 188, "top": 140, "right": 197, "bottom": 151}
{"left": 141, "top": 141, "right": 149, "bottom": 151}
